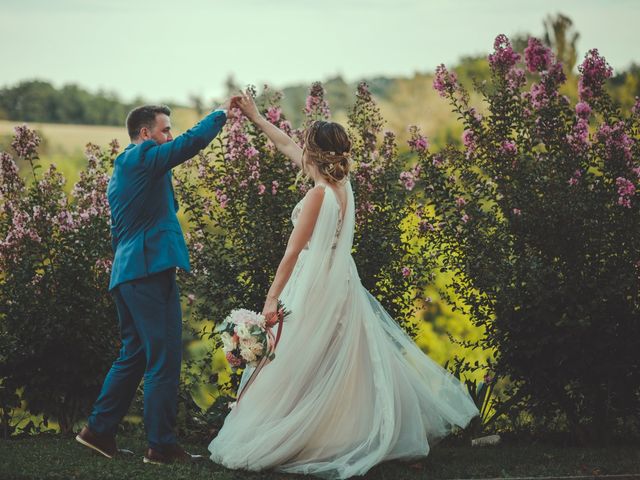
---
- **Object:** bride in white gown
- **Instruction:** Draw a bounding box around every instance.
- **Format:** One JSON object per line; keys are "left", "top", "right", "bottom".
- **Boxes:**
{"left": 208, "top": 92, "right": 479, "bottom": 479}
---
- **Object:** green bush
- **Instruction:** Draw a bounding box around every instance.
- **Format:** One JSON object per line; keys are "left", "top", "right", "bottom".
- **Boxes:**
{"left": 413, "top": 35, "right": 640, "bottom": 442}
{"left": 0, "top": 130, "right": 119, "bottom": 434}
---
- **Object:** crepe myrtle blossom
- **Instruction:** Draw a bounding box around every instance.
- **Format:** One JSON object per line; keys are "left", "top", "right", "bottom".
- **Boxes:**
{"left": 431, "top": 154, "right": 444, "bottom": 168}
{"left": 266, "top": 107, "right": 282, "bottom": 124}
{"left": 468, "top": 107, "right": 483, "bottom": 123}
{"left": 376, "top": 131, "right": 395, "bottom": 162}
{"left": 524, "top": 37, "right": 554, "bottom": 72}
{"left": 568, "top": 169, "right": 583, "bottom": 186}
{"left": 407, "top": 127, "right": 429, "bottom": 153}
{"left": 597, "top": 122, "right": 633, "bottom": 162}
{"left": 215, "top": 189, "right": 229, "bottom": 209}
{"left": 462, "top": 129, "right": 478, "bottom": 158}
{"left": 399, "top": 171, "right": 415, "bottom": 191}
{"left": 419, "top": 220, "right": 436, "bottom": 233}
{"left": 506, "top": 67, "right": 527, "bottom": 91}
{"left": 616, "top": 177, "right": 635, "bottom": 208}
{"left": 567, "top": 118, "right": 590, "bottom": 154}
{"left": 226, "top": 107, "right": 261, "bottom": 163}
{"left": 575, "top": 101, "right": 592, "bottom": 119}
{"left": 0, "top": 152, "right": 24, "bottom": 199}
{"left": 578, "top": 48, "right": 613, "bottom": 101}
{"left": 433, "top": 64, "right": 460, "bottom": 98}
{"left": 399, "top": 164, "right": 421, "bottom": 191}
{"left": 11, "top": 124, "right": 41, "bottom": 159}
{"left": 109, "top": 139, "right": 120, "bottom": 156}
{"left": 501, "top": 140, "right": 517, "bottom": 156}
{"left": 488, "top": 34, "right": 521, "bottom": 73}
{"left": 304, "top": 81, "right": 330, "bottom": 119}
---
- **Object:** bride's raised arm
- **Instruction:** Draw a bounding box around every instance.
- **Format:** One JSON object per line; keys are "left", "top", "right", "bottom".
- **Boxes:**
{"left": 235, "top": 91, "right": 303, "bottom": 169}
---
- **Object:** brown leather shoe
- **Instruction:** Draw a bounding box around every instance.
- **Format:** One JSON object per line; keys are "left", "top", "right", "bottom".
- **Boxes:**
{"left": 75, "top": 425, "right": 117, "bottom": 459}
{"left": 143, "top": 444, "right": 204, "bottom": 465}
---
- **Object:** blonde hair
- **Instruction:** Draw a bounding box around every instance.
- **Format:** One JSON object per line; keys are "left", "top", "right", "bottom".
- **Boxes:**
{"left": 301, "top": 121, "right": 352, "bottom": 184}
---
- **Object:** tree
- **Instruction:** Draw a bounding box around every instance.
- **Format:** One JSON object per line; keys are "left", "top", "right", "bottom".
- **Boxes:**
{"left": 544, "top": 13, "right": 580, "bottom": 73}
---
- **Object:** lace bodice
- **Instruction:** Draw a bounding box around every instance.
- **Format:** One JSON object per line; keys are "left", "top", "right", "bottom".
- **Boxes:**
{"left": 290, "top": 197, "right": 305, "bottom": 226}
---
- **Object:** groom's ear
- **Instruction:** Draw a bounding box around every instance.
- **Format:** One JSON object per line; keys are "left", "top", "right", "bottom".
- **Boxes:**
{"left": 139, "top": 126, "right": 150, "bottom": 140}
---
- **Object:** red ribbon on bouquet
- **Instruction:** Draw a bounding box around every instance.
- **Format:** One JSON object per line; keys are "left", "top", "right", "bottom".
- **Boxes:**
{"left": 236, "top": 308, "right": 285, "bottom": 405}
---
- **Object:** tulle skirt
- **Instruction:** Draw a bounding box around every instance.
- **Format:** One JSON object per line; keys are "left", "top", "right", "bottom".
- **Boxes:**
{"left": 208, "top": 251, "right": 479, "bottom": 479}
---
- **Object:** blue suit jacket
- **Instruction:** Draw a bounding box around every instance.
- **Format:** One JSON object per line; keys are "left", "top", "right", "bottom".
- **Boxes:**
{"left": 107, "top": 109, "right": 226, "bottom": 291}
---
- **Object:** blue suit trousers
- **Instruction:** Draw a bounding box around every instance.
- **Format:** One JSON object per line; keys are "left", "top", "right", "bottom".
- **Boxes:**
{"left": 88, "top": 268, "right": 182, "bottom": 452}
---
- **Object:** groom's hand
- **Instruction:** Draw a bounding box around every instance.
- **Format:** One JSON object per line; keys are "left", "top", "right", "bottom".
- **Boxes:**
{"left": 216, "top": 96, "right": 235, "bottom": 112}
{"left": 229, "top": 95, "right": 242, "bottom": 110}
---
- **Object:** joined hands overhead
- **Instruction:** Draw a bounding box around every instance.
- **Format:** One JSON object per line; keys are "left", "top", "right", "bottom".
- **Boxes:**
{"left": 216, "top": 91, "right": 255, "bottom": 116}
{"left": 232, "top": 90, "right": 260, "bottom": 122}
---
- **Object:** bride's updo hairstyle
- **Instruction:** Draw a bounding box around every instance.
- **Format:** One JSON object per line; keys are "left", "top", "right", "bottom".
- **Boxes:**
{"left": 303, "top": 121, "right": 352, "bottom": 184}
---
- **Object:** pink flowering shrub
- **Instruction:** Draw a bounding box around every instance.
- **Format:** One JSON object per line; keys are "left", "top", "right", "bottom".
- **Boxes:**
{"left": 346, "top": 83, "right": 432, "bottom": 329}
{"left": 422, "top": 35, "right": 640, "bottom": 440}
{"left": 0, "top": 130, "right": 118, "bottom": 435}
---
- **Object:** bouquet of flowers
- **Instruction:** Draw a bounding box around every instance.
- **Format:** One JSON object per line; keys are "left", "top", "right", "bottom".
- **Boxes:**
{"left": 216, "top": 302, "right": 289, "bottom": 371}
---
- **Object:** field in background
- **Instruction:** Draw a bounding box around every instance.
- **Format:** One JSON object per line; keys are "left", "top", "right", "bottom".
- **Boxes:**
{"left": 0, "top": 82, "right": 468, "bottom": 163}
{"left": 0, "top": 107, "right": 201, "bottom": 185}
{"left": 0, "top": 106, "right": 200, "bottom": 155}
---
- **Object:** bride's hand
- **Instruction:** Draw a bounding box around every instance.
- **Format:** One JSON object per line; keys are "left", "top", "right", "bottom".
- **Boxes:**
{"left": 262, "top": 295, "right": 278, "bottom": 325}
{"left": 236, "top": 91, "right": 261, "bottom": 123}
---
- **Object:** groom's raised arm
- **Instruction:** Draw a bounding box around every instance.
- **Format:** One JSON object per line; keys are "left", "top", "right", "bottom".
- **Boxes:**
{"left": 142, "top": 109, "right": 227, "bottom": 176}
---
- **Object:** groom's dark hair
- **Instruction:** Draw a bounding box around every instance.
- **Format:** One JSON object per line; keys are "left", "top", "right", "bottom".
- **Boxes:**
{"left": 126, "top": 105, "right": 171, "bottom": 140}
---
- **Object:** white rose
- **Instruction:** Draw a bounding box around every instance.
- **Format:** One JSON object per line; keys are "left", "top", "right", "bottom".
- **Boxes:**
{"left": 250, "top": 341, "right": 264, "bottom": 356}
{"left": 241, "top": 336, "right": 264, "bottom": 356}
{"left": 240, "top": 346, "right": 257, "bottom": 363}
{"left": 255, "top": 313, "right": 267, "bottom": 328}
{"left": 229, "top": 308, "right": 263, "bottom": 326}
{"left": 236, "top": 323, "right": 252, "bottom": 340}
{"left": 220, "top": 332, "right": 236, "bottom": 352}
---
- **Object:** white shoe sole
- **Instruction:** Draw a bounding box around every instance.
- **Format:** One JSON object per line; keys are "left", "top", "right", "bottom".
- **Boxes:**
{"left": 142, "top": 453, "right": 204, "bottom": 465}
{"left": 75, "top": 434, "right": 114, "bottom": 459}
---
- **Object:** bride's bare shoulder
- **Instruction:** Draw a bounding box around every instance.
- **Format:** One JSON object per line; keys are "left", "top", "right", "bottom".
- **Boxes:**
{"left": 304, "top": 185, "right": 324, "bottom": 210}
{"left": 304, "top": 184, "right": 327, "bottom": 204}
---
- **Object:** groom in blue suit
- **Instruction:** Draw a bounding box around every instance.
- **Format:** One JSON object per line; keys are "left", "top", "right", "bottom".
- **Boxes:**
{"left": 76, "top": 100, "right": 231, "bottom": 464}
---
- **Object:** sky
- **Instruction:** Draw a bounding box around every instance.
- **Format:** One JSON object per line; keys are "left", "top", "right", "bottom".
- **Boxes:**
{"left": 1, "top": 0, "right": 638, "bottom": 105}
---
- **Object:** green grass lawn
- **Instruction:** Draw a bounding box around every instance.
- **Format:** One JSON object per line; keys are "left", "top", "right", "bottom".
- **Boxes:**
{"left": 1, "top": 434, "right": 639, "bottom": 480}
